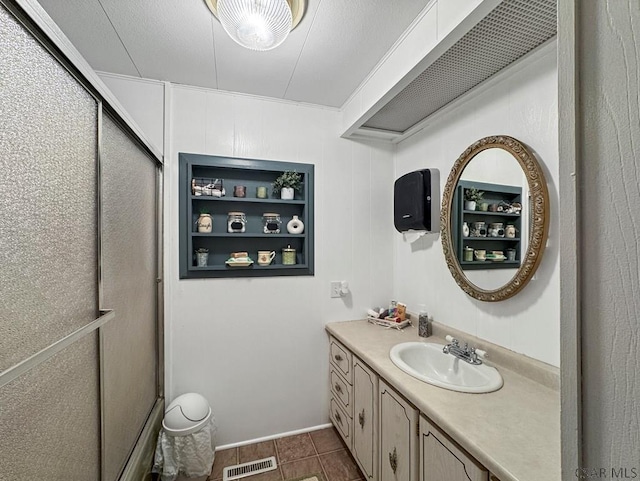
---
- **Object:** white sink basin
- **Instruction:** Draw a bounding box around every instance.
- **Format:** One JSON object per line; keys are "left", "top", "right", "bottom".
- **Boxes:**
{"left": 389, "top": 342, "right": 503, "bottom": 393}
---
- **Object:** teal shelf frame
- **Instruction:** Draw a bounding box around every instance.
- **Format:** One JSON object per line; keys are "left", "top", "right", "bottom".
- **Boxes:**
{"left": 179, "top": 153, "right": 314, "bottom": 278}
{"left": 455, "top": 180, "right": 522, "bottom": 271}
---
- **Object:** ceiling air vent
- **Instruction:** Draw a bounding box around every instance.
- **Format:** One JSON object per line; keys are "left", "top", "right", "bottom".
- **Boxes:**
{"left": 362, "top": 0, "right": 557, "bottom": 134}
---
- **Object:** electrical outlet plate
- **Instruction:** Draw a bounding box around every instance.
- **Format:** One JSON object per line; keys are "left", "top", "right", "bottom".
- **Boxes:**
{"left": 330, "top": 281, "right": 342, "bottom": 298}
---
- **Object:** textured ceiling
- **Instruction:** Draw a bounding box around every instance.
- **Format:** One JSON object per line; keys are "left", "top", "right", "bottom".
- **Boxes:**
{"left": 36, "top": 0, "right": 432, "bottom": 108}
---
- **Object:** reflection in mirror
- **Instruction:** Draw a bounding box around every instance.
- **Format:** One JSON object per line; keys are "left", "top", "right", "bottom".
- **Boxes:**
{"left": 440, "top": 136, "right": 549, "bottom": 302}
{"left": 459, "top": 149, "right": 529, "bottom": 291}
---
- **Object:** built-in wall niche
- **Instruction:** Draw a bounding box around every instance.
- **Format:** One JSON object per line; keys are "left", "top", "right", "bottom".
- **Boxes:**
{"left": 179, "top": 153, "right": 314, "bottom": 278}
{"left": 454, "top": 180, "right": 523, "bottom": 270}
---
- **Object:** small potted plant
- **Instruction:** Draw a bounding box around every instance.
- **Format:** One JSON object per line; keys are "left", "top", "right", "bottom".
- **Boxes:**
{"left": 272, "top": 171, "right": 302, "bottom": 200}
{"left": 195, "top": 248, "right": 209, "bottom": 267}
{"left": 464, "top": 188, "right": 484, "bottom": 211}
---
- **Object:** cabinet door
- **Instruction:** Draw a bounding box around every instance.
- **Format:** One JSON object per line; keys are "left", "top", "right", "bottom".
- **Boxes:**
{"left": 353, "top": 358, "right": 378, "bottom": 481}
{"left": 379, "top": 381, "right": 419, "bottom": 481}
{"left": 420, "top": 416, "right": 487, "bottom": 481}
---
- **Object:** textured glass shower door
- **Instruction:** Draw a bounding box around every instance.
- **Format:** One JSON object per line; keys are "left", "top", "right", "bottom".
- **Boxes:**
{"left": 0, "top": 4, "right": 101, "bottom": 479}
{"left": 100, "top": 113, "right": 160, "bottom": 481}
{"left": 0, "top": 3, "right": 162, "bottom": 481}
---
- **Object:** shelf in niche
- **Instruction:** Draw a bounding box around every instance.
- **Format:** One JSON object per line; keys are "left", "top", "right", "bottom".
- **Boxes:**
{"left": 190, "top": 264, "right": 309, "bottom": 271}
{"left": 462, "top": 237, "right": 521, "bottom": 242}
{"left": 460, "top": 260, "right": 520, "bottom": 269}
{"left": 191, "top": 195, "right": 305, "bottom": 205}
{"left": 463, "top": 210, "right": 521, "bottom": 217}
{"left": 191, "top": 232, "right": 306, "bottom": 238}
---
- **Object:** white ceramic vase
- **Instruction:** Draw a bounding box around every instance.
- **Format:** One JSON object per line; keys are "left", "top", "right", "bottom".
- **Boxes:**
{"left": 286, "top": 215, "right": 304, "bottom": 234}
{"left": 280, "top": 187, "right": 294, "bottom": 200}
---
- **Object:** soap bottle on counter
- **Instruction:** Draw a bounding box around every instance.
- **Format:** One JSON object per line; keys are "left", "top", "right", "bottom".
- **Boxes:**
{"left": 418, "top": 304, "right": 432, "bottom": 338}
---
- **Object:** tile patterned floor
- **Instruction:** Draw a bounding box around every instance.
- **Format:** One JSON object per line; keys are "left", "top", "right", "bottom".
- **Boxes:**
{"left": 208, "top": 427, "right": 363, "bottom": 481}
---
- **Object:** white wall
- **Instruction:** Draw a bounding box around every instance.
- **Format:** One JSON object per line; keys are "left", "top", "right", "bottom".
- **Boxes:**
{"left": 97, "top": 40, "right": 560, "bottom": 448}
{"left": 393, "top": 42, "right": 560, "bottom": 366}
{"left": 97, "top": 72, "right": 165, "bottom": 155}
{"left": 165, "top": 86, "right": 395, "bottom": 445}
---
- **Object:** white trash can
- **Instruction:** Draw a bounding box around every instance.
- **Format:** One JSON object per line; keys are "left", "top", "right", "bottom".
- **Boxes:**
{"left": 153, "top": 393, "right": 217, "bottom": 481}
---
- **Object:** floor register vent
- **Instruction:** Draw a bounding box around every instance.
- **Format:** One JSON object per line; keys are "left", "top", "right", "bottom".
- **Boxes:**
{"left": 223, "top": 456, "right": 277, "bottom": 481}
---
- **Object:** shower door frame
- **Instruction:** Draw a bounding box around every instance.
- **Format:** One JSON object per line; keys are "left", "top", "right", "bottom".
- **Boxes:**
{"left": 0, "top": 1, "right": 165, "bottom": 480}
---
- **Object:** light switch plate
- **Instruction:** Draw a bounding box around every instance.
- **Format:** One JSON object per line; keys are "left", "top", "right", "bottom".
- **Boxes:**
{"left": 330, "top": 281, "right": 342, "bottom": 298}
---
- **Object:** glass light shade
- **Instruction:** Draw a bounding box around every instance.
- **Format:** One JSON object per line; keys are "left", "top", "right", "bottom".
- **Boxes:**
{"left": 217, "top": 0, "right": 293, "bottom": 51}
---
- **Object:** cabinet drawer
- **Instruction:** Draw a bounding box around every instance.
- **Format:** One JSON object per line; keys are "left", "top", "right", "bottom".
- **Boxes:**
{"left": 331, "top": 369, "right": 352, "bottom": 410}
{"left": 330, "top": 338, "right": 352, "bottom": 382}
{"left": 330, "top": 397, "right": 352, "bottom": 448}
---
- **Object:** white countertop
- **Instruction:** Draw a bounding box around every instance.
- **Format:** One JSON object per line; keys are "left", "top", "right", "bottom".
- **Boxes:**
{"left": 325, "top": 320, "right": 560, "bottom": 481}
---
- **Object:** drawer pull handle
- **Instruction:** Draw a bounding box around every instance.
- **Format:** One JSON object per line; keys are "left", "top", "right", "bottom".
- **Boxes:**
{"left": 334, "top": 354, "right": 343, "bottom": 362}
{"left": 389, "top": 447, "right": 398, "bottom": 474}
{"left": 334, "top": 383, "right": 342, "bottom": 393}
{"left": 335, "top": 411, "right": 343, "bottom": 425}
{"left": 358, "top": 409, "right": 365, "bottom": 428}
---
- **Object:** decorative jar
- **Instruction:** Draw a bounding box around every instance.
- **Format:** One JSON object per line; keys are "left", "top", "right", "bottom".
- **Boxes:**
{"left": 505, "top": 224, "right": 517, "bottom": 238}
{"left": 488, "top": 222, "right": 505, "bottom": 237}
{"left": 256, "top": 186, "right": 268, "bottom": 199}
{"left": 227, "top": 212, "right": 246, "bottom": 233}
{"left": 472, "top": 221, "right": 486, "bottom": 237}
{"left": 282, "top": 245, "right": 296, "bottom": 265}
{"left": 262, "top": 213, "right": 281, "bottom": 234}
{"left": 196, "top": 213, "right": 212, "bottom": 233}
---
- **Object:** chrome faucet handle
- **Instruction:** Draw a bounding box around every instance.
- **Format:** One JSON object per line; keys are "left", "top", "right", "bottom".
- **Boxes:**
{"left": 469, "top": 347, "right": 478, "bottom": 362}
{"left": 467, "top": 347, "right": 486, "bottom": 365}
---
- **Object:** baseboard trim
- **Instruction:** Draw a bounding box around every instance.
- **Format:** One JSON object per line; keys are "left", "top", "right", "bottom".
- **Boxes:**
{"left": 217, "top": 423, "right": 333, "bottom": 450}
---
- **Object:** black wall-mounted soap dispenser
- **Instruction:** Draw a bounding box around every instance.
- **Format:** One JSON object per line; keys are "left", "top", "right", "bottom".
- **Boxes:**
{"left": 393, "top": 168, "right": 440, "bottom": 233}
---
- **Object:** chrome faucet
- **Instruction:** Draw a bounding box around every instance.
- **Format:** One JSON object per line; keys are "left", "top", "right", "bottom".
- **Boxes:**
{"left": 442, "top": 336, "right": 484, "bottom": 365}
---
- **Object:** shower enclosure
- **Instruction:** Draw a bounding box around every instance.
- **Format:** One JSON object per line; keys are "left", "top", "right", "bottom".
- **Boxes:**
{"left": 0, "top": 2, "right": 164, "bottom": 480}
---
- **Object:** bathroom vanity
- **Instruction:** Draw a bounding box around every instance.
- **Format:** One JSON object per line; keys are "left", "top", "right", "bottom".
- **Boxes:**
{"left": 326, "top": 320, "right": 560, "bottom": 481}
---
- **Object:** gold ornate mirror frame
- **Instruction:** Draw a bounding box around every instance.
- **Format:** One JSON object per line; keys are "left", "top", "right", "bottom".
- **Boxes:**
{"left": 440, "top": 136, "right": 550, "bottom": 302}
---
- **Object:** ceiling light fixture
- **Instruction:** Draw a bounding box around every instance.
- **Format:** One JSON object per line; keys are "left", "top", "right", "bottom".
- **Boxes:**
{"left": 205, "top": 0, "right": 305, "bottom": 51}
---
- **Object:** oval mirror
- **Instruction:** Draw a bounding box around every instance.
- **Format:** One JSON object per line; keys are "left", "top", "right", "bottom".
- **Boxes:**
{"left": 440, "top": 136, "right": 549, "bottom": 301}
